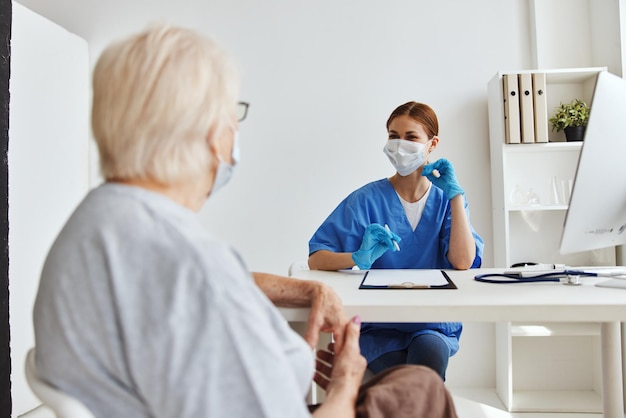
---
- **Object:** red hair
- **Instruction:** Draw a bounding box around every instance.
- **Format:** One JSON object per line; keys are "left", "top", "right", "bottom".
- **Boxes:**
{"left": 386, "top": 101, "right": 439, "bottom": 138}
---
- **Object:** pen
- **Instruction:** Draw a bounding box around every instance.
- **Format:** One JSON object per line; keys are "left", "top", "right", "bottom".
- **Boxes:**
{"left": 384, "top": 224, "right": 401, "bottom": 251}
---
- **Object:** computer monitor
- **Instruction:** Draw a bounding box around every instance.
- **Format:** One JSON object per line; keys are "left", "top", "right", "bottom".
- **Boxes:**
{"left": 559, "top": 71, "right": 626, "bottom": 255}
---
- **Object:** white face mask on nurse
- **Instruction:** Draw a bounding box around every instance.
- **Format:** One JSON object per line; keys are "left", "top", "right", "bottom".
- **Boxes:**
{"left": 383, "top": 115, "right": 434, "bottom": 176}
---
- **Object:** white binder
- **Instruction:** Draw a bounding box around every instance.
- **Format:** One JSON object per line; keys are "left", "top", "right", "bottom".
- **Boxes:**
{"left": 518, "top": 73, "right": 535, "bottom": 143}
{"left": 502, "top": 74, "right": 521, "bottom": 144}
{"left": 532, "top": 73, "right": 549, "bottom": 143}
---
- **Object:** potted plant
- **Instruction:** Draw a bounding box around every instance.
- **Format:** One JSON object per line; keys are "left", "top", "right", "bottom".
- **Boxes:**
{"left": 549, "top": 99, "right": 590, "bottom": 141}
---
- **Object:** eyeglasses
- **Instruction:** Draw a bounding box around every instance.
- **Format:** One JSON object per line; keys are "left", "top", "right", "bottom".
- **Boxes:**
{"left": 237, "top": 101, "right": 250, "bottom": 122}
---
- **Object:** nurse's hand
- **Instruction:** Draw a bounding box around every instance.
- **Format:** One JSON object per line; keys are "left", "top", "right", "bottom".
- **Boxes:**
{"left": 351, "top": 224, "right": 400, "bottom": 270}
{"left": 423, "top": 158, "right": 464, "bottom": 200}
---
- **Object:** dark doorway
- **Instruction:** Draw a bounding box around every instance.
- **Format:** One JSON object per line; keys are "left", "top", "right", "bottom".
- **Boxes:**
{"left": 0, "top": 0, "right": 12, "bottom": 416}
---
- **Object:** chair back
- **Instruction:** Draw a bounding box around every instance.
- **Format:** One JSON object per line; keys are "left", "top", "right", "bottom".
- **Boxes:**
{"left": 25, "top": 348, "right": 97, "bottom": 418}
{"left": 288, "top": 260, "right": 310, "bottom": 277}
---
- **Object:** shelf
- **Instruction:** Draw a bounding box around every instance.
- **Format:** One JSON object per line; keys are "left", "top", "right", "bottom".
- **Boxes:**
{"left": 510, "top": 390, "right": 602, "bottom": 413}
{"left": 450, "top": 387, "right": 604, "bottom": 417}
{"left": 504, "top": 142, "right": 583, "bottom": 153}
{"left": 497, "top": 67, "right": 606, "bottom": 81}
{"left": 511, "top": 322, "right": 601, "bottom": 337}
{"left": 508, "top": 205, "right": 567, "bottom": 212}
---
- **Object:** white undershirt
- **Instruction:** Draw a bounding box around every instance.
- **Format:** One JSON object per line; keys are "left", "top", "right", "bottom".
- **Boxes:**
{"left": 397, "top": 183, "right": 431, "bottom": 231}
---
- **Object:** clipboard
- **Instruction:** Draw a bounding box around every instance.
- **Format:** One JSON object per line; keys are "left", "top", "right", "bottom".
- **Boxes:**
{"left": 359, "top": 269, "right": 456, "bottom": 289}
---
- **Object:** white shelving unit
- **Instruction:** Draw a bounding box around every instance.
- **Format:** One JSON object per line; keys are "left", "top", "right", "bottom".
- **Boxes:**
{"left": 488, "top": 67, "right": 616, "bottom": 269}
{"left": 495, "top": 321, "right": 603, "bottom": 413}
{"left": 487, "top": 67, "right": 616, "bottom": 413}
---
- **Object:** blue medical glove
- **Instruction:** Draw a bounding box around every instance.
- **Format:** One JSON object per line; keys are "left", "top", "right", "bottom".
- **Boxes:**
{"left": 423, "top": 158, "right": 464, "bottom": 200}
{"left": 351, "top": 224, "right": 401, "bottom": 270}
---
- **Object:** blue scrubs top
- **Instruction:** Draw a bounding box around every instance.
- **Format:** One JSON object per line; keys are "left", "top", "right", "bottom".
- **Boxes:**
{"left": 308, "top": 179, "right": 484, "bottom": 363}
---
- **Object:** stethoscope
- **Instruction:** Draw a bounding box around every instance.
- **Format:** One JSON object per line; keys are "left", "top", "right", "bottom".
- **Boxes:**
{"left": 474, "top": 270, "right": 607, "bottom": 286}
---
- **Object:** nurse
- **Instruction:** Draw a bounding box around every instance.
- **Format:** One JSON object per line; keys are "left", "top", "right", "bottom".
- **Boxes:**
{"left": 308, "top": 101, "right": 484, "bottom": 381}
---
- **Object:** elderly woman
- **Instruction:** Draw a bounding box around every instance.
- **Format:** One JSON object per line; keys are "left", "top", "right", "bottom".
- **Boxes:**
{"left": 32, "top": 24, "right": 457, "bottom": 418}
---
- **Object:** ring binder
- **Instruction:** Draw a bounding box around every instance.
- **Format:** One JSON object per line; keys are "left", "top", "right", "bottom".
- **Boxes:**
{"left": 503, "top": 74, "right": 521, "bottom": 144}
{"left": 518, "top": 73, "right": 535, "bottom": 143}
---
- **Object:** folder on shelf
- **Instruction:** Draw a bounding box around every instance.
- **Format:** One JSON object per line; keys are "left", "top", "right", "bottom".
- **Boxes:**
{"left": 358, "top": 269, "right": 457, "bottom": 289}
{"left": 532, "top": 73, "right": 549, "bottom": 143}
{"left": 502, "top": 74, "right": 521, "bottom": 144}
{"left": 518, "top": 73, "right": 535, "bottom": 143}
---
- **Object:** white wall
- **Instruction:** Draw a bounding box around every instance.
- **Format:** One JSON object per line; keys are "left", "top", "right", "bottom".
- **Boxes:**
{"left": 197, "top": 0, "right": 530, "bottom": 275}
{"left": 622, "top": 0, "right": 626, "bottom": 77}
{"left": 531, "top": 0, "right": 624, "bottom": 75}
{"left": 531, "top": 0, "right": 593, "bottom": 69}
{"left": 9, "top": 3, "right": 89, "bottom": 415}
{"left": 13, "top": 0, "right": 534, "bottom": 397}
{"left": 16, "top": 0, "right": 537, "bottom": 276}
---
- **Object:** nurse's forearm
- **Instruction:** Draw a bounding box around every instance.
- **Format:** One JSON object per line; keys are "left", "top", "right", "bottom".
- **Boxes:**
{"left": 447, "top": 195, "right": 476, "bottom": 270}
{"left": 308, "top": 250, "right": 355, "bottom": 271}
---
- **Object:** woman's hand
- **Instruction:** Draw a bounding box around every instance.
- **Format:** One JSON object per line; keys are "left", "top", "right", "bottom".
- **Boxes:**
{"left": 251, "top": 273, "right": 347, "bottom": 350}
{"left": 352, "top": 224, "right": 401, "bottom": 269}
{"left": 306, "top": 282, "right": 348, "bottom": 352}
{"left": 312, "top": 316, "right": 366, "bottom": 417}
{"left": 423, "top": 158, "right": 464, "bottom": 200}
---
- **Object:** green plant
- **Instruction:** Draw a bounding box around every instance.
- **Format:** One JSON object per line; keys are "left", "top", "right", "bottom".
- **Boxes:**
{"left": 549, "top": 99, "right": 590, "bottom": 132}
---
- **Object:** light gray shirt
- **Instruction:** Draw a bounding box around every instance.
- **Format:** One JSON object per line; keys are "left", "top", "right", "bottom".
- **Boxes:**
{"left": 33, "top": 183, "right": 313, "bottom": 418}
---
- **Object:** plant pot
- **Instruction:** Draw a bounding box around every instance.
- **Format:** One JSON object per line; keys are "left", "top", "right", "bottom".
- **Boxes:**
{"left": 564, "top": 126, "right": 586, "bottom": 142}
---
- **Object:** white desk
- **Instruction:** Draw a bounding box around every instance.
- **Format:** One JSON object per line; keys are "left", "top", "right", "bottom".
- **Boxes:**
{"left": 283, "top": 268, "right": 626, "bottom": 418}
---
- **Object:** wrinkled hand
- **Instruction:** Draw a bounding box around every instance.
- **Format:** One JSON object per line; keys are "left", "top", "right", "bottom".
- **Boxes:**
{"left": 422, "top": 158, "right": 464, "bottom": 200}
{"left": 351, "top": 224, "right": 401, "bottom": 270}
{"left": 251, "top": 272, "right": 348, "bottom": 351}
{"left": 314, "top": 316, "right": 367, "bottom": 393}
{"left": 305, "top": 283, "right": 348, "bottom": 352}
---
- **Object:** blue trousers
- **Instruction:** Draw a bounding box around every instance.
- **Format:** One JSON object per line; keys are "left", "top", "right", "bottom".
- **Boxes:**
{"left": 367, "top": 333, "right": 451, "bottom": 381}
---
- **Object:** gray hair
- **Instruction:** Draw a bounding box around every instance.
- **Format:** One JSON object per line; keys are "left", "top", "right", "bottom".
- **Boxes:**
{"left": 91, "top": 23, "right": 239, "bottom": 184}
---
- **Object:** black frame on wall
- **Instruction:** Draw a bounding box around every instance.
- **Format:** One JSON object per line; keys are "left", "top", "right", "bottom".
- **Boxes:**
{"left": 0, "top": 0, "right": 11, "bottom": 415}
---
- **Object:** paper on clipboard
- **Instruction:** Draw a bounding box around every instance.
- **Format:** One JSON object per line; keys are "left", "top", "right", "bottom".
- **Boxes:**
{"left": 360, "top": 269, "right": 453, "bottom": 289}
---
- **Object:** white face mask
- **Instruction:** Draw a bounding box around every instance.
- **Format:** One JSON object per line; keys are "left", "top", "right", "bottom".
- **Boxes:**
{"left": 383, "top": 138, "right": 430, "bottom": 176}
{"left": 211, "top": 131, "right": 240, "bottom": 195}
